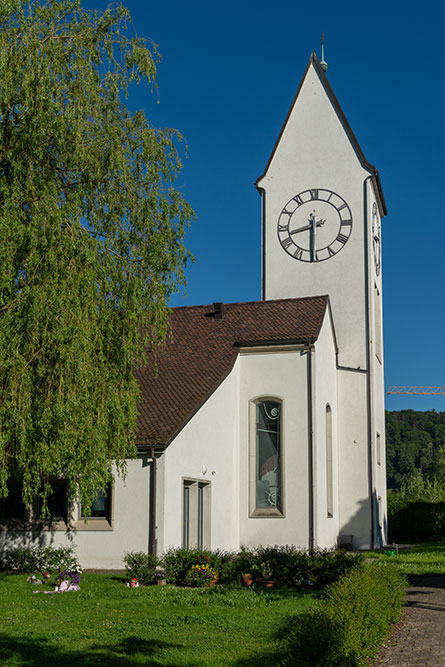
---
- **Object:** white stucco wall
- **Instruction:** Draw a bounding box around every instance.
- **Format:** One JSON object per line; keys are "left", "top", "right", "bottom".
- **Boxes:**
{"left": 368, "top": 179, "right": 387, "bottom": 546}
{"left": 238, "top": 346, "right": 310, "bottom": 549}
{"left": 157, "top": 360, "right": 240, "bottom": 553}
{"left": 337, "top": 368, "right": 372, "bottom": 549}
{"left": 257, "top": 62, "right": 388, "bottom": 550}
{"left": 0, "top": 457, "right": 151, "bottom": 569}
{"left": 258, "top": 60, "right": 370, "bottom": 370}
{"left": 312, "top": 309, "right": 339, "bottom": 549}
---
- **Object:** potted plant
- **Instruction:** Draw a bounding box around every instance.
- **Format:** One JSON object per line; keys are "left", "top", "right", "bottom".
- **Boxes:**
{"left": 242, "top": 573, "right": 254, "bottom": 587}
{"left": 260, "top": 562, "right": 277, "bottom": 588}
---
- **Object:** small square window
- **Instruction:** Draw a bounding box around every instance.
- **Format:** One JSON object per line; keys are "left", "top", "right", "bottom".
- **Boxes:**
{"left": 0, "top": 479, "right": 26, "bottom": 521}
{"left": 36, "top": 479, "right": 67, "bottom": 521}
{"left": 79, "top": 486, "right": 111, "bottom": 520}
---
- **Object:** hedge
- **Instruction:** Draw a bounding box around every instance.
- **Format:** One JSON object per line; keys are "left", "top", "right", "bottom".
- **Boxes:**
{"left": 278, "top": 562, "right": 406, "bottom": 666}
{"left": 388, "top": 500, "right": 445, "bottom": 542}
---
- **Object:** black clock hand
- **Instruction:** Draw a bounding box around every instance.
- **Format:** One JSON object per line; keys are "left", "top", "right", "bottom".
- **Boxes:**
{"left": 290, "top": 223, "right": 312, "bottom": 235}
{"left": 290, "top": 219, "right": 325, "bottom": 235}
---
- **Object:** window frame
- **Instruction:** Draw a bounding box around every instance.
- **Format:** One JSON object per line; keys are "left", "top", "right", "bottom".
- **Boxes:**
{"left": 182, "top": 478, "right": 211, "bottom": 549}
{"left": 249, "top": 396, "right": 285, "bottom": 518}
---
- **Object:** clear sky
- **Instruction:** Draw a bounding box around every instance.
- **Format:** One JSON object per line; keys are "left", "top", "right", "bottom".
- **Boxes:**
{"left": 84, "top": 0, "right": 445, "bottom": 413}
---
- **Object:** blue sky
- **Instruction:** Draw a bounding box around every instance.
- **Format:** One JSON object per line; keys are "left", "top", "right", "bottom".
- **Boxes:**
{"left": 84, "top": 0, "right": 445, "bottom": 412}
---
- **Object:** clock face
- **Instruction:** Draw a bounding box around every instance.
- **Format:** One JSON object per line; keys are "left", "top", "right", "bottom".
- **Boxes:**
{"left": 372, "top": 202, "right": 381, "bottom": 276}
{"left": 277, "top": 188, "right": 353, "bottom": 262}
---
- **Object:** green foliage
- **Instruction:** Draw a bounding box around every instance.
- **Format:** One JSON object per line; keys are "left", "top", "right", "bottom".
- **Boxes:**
{"left": 162, "top": 547, "right": 216, "bottom": 585}
{"left": 387, "top": 471, "right": 445, "bottom": 541}
{"left": 397, "top": 468, "right": 445, "bottom": 502}
{"left": 309, "top": 549, "right": 364, "bottom": 587}
{"left": 1, "top": 544, "right": 82, "bottom": 576}
{"left": 365, "top": 543, "right": 445, "bottom": 575}
{"left": 279, "top": 563, "right": 406, "bottom": 667}
{"left": 184, "top": 563, "right": 218, "bottom": 587}
{"left": 388, "top": 498, "right": 445, "bottom": 542}
{"left": 160, "top": 546, "right": 363, "bottom": 588}
{"left": 123, "top": 550, "right": 159, "bottom": 586}
{"left": 386, "top": 410, "right": 445, "bottom": 489}
{"left": 0, "top": 0, "right": 194, "bottom": 514}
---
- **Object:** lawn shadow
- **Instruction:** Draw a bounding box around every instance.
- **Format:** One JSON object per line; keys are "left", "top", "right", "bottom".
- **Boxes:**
{"left": 408, "top": 574, "right": 445, "bottom": 589}
{"left": 234, "top": 612, "right": 308, "bottom": 667}
{"left": 0, "top": 633, "right": 189, "bottom": 666}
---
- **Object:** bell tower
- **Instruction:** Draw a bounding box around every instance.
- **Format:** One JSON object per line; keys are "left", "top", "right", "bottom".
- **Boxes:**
{"left": 256, "top": 53, "right": 387, "bottom": 548}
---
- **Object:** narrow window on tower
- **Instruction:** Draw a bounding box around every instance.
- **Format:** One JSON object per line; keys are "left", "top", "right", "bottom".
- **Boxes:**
{"left": 378, "top": 496, "right": 383, "bottom": 529}
{"left": 326, "top": 404, "right": 333, "bottom": 518}
{"left": 377, "top": 432, "right": 381, "bottom": 466}
{"left": 250, "top": 398, "right": 283, "bottom": 517}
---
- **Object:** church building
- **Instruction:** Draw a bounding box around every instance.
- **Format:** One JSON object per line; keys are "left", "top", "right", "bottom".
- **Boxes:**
{"left": 0, "top": 54, "right": 387, "bottom": 568}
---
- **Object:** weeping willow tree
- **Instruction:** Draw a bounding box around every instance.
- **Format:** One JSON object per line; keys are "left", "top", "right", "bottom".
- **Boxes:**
{"left": 0, "top": 0, "right": 194, "bottom": 514}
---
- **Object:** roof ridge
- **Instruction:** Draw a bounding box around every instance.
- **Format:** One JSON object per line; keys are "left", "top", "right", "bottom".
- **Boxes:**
{"left": 170, "top": 294, "right": 329, "bottom": 312}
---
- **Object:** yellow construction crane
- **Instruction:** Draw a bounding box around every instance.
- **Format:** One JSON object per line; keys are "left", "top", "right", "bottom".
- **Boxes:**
{"left": 387, "top": 386, "right": 445, "bottom": 395}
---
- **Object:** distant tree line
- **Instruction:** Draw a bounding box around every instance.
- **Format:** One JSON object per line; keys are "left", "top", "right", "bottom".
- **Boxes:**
{"left": 386, "top": 409, "right": 445, "bottom": 489}
{"left": 386, "top": 410, "right": 445, "bottom": 541}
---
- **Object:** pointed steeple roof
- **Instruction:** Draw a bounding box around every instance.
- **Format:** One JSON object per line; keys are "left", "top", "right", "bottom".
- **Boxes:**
{"left": 255, "top": 53, "right": 387, "bottom": 216}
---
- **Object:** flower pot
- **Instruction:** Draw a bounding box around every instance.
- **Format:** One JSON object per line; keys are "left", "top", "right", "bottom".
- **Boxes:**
{"left": 242, "top": 574, "right": 254, "bottom": 587}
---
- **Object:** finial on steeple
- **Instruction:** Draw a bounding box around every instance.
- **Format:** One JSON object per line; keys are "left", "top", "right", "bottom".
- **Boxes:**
{"left": 320, "top": 33, "right": 328, "bottom": 72}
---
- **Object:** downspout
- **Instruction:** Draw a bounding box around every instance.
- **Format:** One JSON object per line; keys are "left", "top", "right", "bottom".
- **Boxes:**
{"left": 148, "top": 447, "right": 157, "bottom": 555}
{"left": 307, "top": 342, "right": 315, "bottom": 552}
{"left": 257, "top": 186, "right": 266, "bottom": 301}
{"left": 364, "top": 175, "right": 375, "bottom": 549}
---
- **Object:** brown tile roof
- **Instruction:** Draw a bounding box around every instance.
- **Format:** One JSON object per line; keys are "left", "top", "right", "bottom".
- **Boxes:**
{"left": 135, "top": 295, "right": 328, "bottom": 446}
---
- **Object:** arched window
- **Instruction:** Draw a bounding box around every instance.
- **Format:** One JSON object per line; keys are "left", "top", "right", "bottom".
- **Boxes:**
{"left": 250, "top": 398, "right": 283, "bottom": 516}
{"left": 326, "top": 404, "right": 333, "bottom": 518}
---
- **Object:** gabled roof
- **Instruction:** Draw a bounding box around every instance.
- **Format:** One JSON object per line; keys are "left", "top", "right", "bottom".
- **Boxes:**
{"left": 136, "top": 295, "right": 329, "bottom": 446}
{"left": 255, "top": 53, "right": 387, "bottom": 217}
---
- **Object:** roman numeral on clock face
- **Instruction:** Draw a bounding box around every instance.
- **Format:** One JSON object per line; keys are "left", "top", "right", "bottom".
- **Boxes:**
{"left": 278, "top": 224, "right": 289, "bottom": 232}
{"left": 293, "top": 247, "right": 303, "bottom": 260}
{"left": 282, "top": 236, "right": 293, "bottom": 250}
{"left": 336, "top": 233, "right": 348, "bottom": 245}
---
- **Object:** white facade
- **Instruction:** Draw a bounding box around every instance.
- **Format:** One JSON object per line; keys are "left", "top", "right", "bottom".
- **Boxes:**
{"left": 0, "top": 459, "right": 152, "bottom": 569}
{"left": 256, "top": 55, "right": 387, "bottom": 548}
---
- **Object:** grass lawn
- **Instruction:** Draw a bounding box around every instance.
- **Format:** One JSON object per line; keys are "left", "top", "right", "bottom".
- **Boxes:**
{"left": 0, "top": 573, "right": 319, "bottom": 666}
{"left": 367, "top": 542, "right": 445, "bottom": 575}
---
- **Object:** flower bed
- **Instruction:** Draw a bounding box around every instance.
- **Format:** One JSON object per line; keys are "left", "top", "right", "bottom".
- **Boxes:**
{"left": 123, "top": 546, "right": 364, "bottom": 589}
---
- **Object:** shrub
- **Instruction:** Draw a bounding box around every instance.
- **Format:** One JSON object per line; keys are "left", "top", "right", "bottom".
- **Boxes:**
{"left": 279, "top": 562, "right": 406, "bottom": 666}
{"left": 388, "top": 498, "right": 445, "bottom": 542}
{"left": 184, "top": 563, "right": 218, "bottom": 587}
{"left": 256, "top": 544, "right": 298, "bottom": 584}
{"left": 160, "top": 546, "right": 364, "bottom": 588}
{"left": 123, "top": 551, "right": 159, "bottom": 586}
{"left": 162, "top": 548, "right": 215, "bottom": 585}
{"left": 217, "top": 547, "right": 261, "bottom": 584}
{"left": 388, "top": 473, "right": 445, "bottom": 541}
{"left": 310, "top": 549, "right": 364, "bottom": 588}
{"left": 240, "top": 546, "right": 363, "bottom": 588}
{"left": 1, "top": 545, "right": 82, "bottom": 576}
